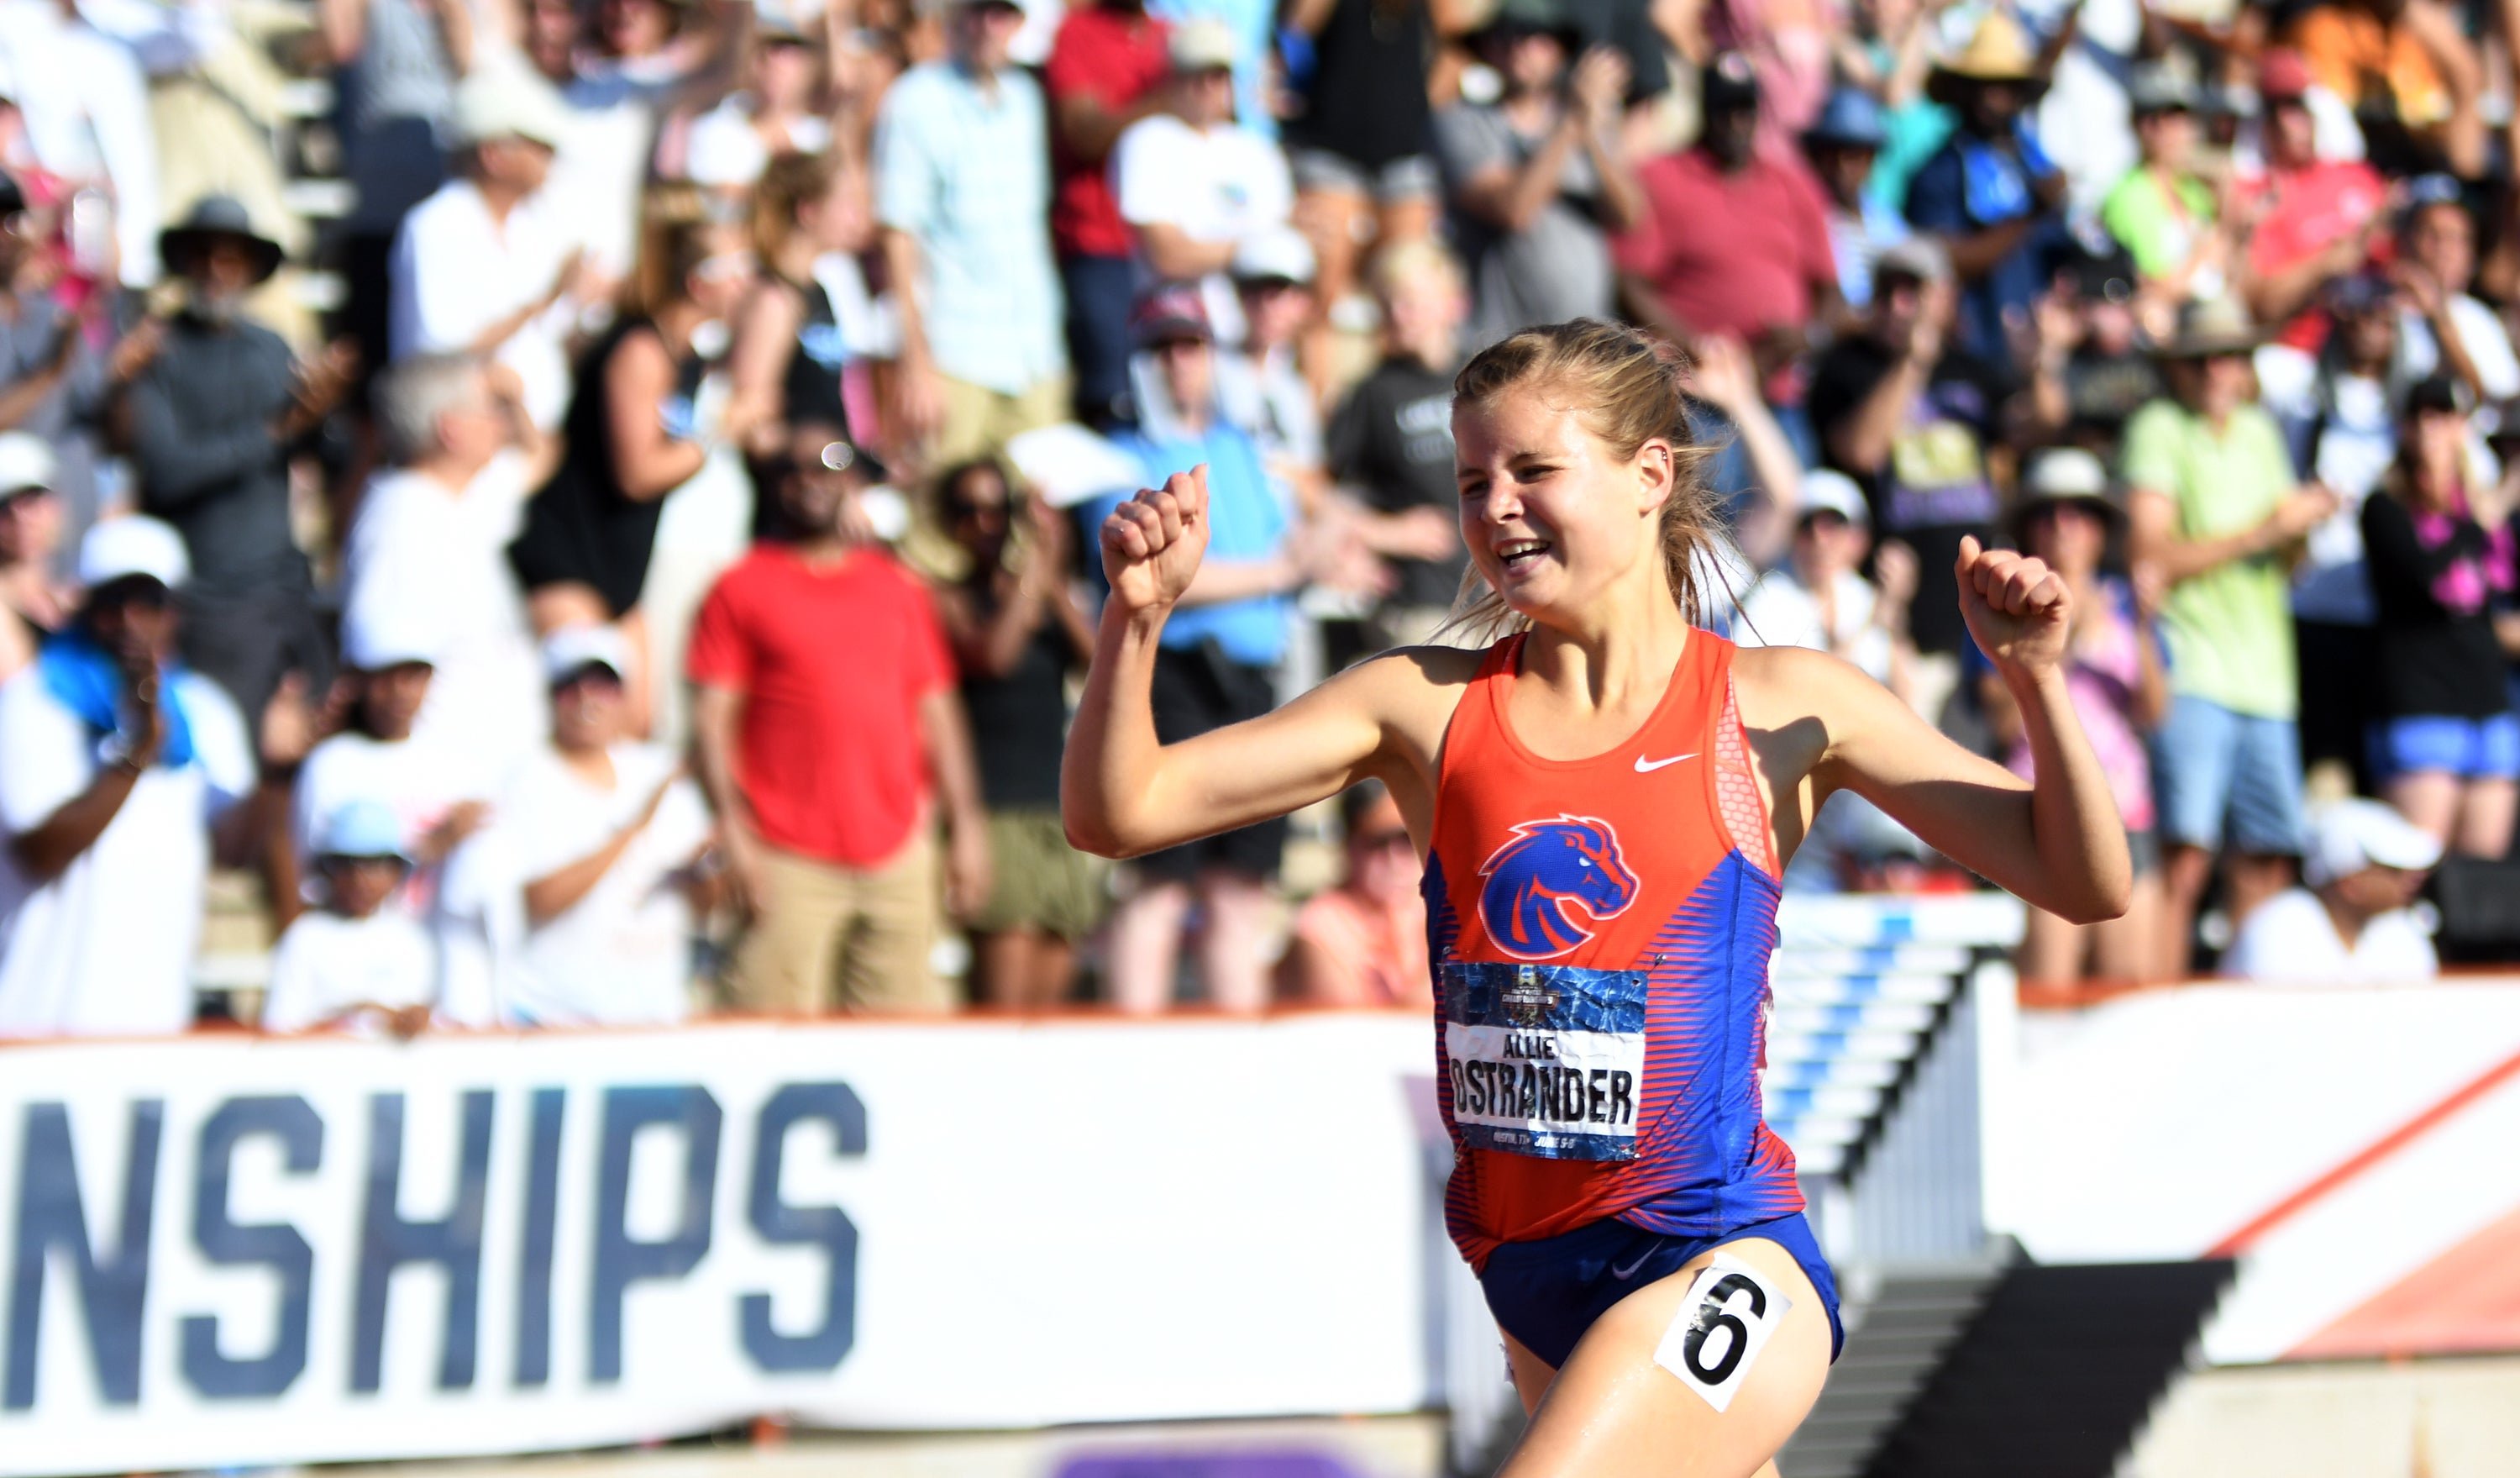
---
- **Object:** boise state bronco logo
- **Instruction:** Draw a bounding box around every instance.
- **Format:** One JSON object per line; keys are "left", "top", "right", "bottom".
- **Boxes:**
{"left": 1477, "top": 816, "right": 1640, "bottom": 960}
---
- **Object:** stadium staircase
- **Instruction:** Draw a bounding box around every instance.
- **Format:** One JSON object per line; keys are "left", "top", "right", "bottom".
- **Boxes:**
{"left": 1770, "top": 895, "right": 2233, "bottom": 1478}
{"left": 1769, "top": 893, "right": 2021, "bottom": 1478}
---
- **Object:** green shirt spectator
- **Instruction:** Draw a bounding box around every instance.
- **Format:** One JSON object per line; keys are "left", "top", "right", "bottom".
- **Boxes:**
{"left": 2101, "top": 169, "right": 2216, "bottom": 281}
{"left": 2122, "top": 396, "right": 2299, "bottom": 718}
{"left": 2104, "top": 63, "right": 2223, "bottom": 292}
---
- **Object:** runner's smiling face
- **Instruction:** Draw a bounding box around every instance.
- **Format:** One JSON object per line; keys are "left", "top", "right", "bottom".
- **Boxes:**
{"left": 1453, "top": 388, "right": 1675, "bottom": 627}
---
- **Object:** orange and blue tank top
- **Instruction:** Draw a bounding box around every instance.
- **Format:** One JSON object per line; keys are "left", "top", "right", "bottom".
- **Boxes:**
{"left": 1426, "top": 629, "right": 1803, "bottom": 1270}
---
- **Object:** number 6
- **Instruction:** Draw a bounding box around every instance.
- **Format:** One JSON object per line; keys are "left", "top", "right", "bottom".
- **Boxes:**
{"left": 1682, "top": 1272, "right": 1767, "bottom": 1386}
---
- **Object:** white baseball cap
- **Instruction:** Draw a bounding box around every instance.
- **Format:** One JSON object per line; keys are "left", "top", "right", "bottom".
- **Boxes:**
{"left": 2304, "top": 799, "right": 2444, "bottom": 886}
{"left": 1169, "top": 16, "right": 1239, "bottom": 71}
{"left": 542, "top": 623, "right": 634, "bottom": 686}
{"left": 1798, "top": 468, "right": 1870, "bottom": 528}
{"left": 339, "top": 598, "right": 447, "bottom": 671}
{"left": 1231, "top": 227, "right": 1317, "bottom": 287}
{"left": 452, "top": 65, "right": 574, "bottom": 150}
{"left": 77, "top": 516, "right": 190, "bottom": 590}
{"left": 0, "top": 432, "right": 56, "bottom": 496}
{"left": 2024, "top": 446, "right": 2110, "bottom": 500}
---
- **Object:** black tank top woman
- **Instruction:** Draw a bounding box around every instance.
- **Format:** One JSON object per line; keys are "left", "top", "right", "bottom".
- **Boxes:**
{"left": 510, "top": 315, "right": 707, "bottom": 618}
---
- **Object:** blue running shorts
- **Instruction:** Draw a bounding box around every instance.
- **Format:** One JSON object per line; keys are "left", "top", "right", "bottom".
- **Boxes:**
{"left": 2369, "top": 712, "right": 2520, "bottom": 781}
{"left": 1478, "top": 1212, "right": 1845, "bottom": 1370}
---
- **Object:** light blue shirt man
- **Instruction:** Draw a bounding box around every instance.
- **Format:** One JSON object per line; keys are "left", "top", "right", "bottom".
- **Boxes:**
{"left": 1088, "top": 421, "right": 1291, "bottom": 668}
{"left": 874, "top": 59, "right": 1065, "bottom": 394}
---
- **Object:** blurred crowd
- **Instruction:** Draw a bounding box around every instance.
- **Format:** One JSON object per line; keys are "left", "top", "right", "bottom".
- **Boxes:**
{"left": 1, "top": 0, "right": 2515, "bottom": 1039}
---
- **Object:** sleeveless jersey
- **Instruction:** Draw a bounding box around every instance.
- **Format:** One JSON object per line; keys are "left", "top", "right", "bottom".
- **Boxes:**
{"left": 1425, "top": 630, "right": 1803, "bottom": 1270}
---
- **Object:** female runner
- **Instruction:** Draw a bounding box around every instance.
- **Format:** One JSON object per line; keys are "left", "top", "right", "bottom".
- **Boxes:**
{"left": 1063, "top": 319, "right": 2129, "bottom": 1476}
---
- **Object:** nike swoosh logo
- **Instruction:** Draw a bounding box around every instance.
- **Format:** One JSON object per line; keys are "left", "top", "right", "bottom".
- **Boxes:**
{"left": 1609, "top": 1249, "right": 1656, "bottom": 1281}
{"left": 1634, "top": 753, "right": 1699, "bottom": 772}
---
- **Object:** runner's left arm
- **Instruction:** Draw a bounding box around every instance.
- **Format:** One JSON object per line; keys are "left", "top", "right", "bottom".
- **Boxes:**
{"left": 1772, "top": 538, "right": 2130, "bottom": 923}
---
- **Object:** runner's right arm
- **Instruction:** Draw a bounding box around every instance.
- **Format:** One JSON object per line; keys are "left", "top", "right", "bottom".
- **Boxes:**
{"left": 1060, "top": 467, "right": 1461, "bottom": 859}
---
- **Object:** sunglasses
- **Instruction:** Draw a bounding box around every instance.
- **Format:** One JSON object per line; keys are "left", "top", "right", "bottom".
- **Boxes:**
{"left": 1356, "top": 827, "right": 1415, "bottom": 852}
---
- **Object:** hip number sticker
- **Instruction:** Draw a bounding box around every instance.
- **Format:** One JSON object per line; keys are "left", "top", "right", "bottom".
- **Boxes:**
{"left": 1651, "top": 1253, "right": 1793, "bottom": 1412}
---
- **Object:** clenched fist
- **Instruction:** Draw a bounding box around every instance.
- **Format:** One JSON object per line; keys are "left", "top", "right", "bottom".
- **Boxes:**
{"left": 1099, "top": 465, "right": 1210, "bottom": 618}
{"left": 1956, "top": 534, "right": 2072, "bottom": 681}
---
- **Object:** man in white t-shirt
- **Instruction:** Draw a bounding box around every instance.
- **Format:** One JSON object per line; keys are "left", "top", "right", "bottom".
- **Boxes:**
{"left": 0, "top": 518, "right": 262, "bottom": 1037}
{"left": 2393, "top": 186, "right": 2520, "bottom": 406}
{"left": 292, "top": 600, "right": 510, "bottom": 1022}
{"left": 496, "top": 626, "right": 715, "bottom": 1026}
{"left": 1111, "top": 17, "right": 1294, "bottom": 346}
{"left": 2223, "top": 799, "right": 2443, "bottom": 983}
{"left": 346, "top": 353, "right": 557, "bottom": 777}
{"left": 1732, "top": 469, "right": 1925, "bottom": 891}
{"left": 390, "top": 66, "right": 591, "bottom": 430}
{"left": 1214, "top": 228, "right": 1325, "bottom": 498}
{"left": 290, "top": 602, "right": 500, "bottom": 905}
{"left": 261, "top": 798, "right": 437, "bottom": 1036}
{"left": 1732, "top": 469, "right": 1916, "bottom": 696}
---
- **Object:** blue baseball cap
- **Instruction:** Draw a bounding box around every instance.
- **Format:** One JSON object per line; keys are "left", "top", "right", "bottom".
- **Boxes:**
{"left": 319, "top": 798, "right": 409, "bottom": 862}
{"left": 1803, "top": 87, "right": 1887, "bottom": 150}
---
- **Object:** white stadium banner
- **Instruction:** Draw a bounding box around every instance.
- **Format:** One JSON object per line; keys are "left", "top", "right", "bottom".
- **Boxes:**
{"left": 0, "top": 1015, "right": 1443, "bottom": 1476}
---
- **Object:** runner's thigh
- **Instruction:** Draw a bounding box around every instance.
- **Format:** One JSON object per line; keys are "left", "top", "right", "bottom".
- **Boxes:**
{"left": 1500, "top": 1236, "right": 1830, "bottom": 1478}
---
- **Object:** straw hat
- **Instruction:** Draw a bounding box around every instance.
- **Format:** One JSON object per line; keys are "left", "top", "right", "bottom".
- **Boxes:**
{"left": 2154, "top": 295, "right": 2265, "bottom": 359}
{"left": 1931, "top": 11, "right": 2040, "bottom": 87}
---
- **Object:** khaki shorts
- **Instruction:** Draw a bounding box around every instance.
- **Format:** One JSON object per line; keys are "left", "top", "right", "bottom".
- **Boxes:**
{"left": 932, "top": 372, "right": 1071, "bottom": 475}
{"left": 724, "top": 834, "right": 951, "bottom": 1015}
{"left": 965, "top": 807, "right": 1105, "bottom": 941}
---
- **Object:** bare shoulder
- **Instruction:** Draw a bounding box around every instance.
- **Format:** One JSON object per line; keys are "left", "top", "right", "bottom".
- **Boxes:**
{"left": 1365, "top": 642, "right": 1489, "bottom": 702}
{"left": 1320, "top": 641, "right": 1485, "bottom": 740}
{"left": 1728, "top": 642, "right": 1904, "bottom": 789}
{"left": 1285, "top": 639, "right": 1479, "bottom": 776}
{"left": 1730, "top": 642, "right": 1880, "bottom": 732}
{"left": 1329, "top": 642, "right": 1489, "bottom": 834}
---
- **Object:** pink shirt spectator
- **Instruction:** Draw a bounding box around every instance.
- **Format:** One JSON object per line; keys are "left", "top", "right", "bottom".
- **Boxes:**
{"left": 2003, "top": 578, "right": 2156, "bottom": 833}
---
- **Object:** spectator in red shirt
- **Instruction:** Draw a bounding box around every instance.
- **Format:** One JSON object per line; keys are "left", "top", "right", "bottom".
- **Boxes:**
{"left": 689, "top": 422, "right": 992, "bottom": 1014}
{"left": 1614, "top": 51, "right": 1840, "bottom": 395}
{"left": 2238, "top": 49, "right": 2389, "bottom": 360}
{"left": 1044, "top": 0, "right": 1173, "bottom": 428}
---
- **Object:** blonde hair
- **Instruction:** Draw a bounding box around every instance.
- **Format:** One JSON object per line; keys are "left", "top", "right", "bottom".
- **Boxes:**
{"left": 1371, "top": 238, "right": 1463, "bottom": 302}
{"left": 753, "top": 150, "right": 843, "bottom": 266}
{"left": 1445, "top": 318, "right": 1732, "bottom": 642}
{"left": 631, "top": 193, "right": 747, "bottom": 318}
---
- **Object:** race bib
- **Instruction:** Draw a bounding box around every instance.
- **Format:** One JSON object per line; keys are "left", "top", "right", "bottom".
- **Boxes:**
{"left": 1441, "top": 961, "right": 1647, "bottom": 1160}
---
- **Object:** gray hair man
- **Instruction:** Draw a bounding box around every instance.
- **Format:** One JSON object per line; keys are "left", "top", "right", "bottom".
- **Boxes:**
{"left": 341, "top": 351, "right": 554, "bottom": 774}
